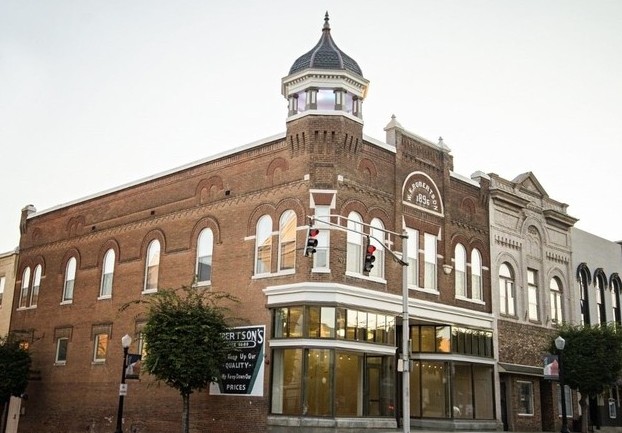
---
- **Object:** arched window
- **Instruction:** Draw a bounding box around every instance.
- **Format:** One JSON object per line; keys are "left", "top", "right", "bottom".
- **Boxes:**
{"left": 550, "top": 277, "right": 563, "bottom": 324}
{"left": 19, "top": 267, "right": 31, "bottom": 308}
{"left": 255, "top": 215, "right": 272, "bottom": 275}
{"left": 499, "top": 263, "right": 515, "bottom": 316}
{"left": 346, "top": 212, "right": 363, "bottom": 274}
{"left": 454, "top": 244, "right": 467, "bottom": 297}
{"left": 369, "top": 218, "right": 385, "bottom": 279}
{"left": 471, "top": 249, "right": 483, "bottom": 301}
{"left": 100, "top": 249, "right": 115, "bottom": 298}
{"left": 196, "top": 229, "right": 214, "bottom": 284}
{"left": 144, "top": 240, "right": 160, "bottom": 292}
{"left": 30, "top": 264, "right": 42, "bottom": 307}
{"left": 595, "top": 270, "right": 607, "bottom": 325}
{"left": 578, "top": 265, "right": 591, "bottom": 325}
{"left": 279, "top": 210, "right": 297, "bottom": 271}
{"left": 63, "top": 257, "right": 77, "bottom": 302}
{"left": 611, "top": 275, "right": 622, "bottom": 326}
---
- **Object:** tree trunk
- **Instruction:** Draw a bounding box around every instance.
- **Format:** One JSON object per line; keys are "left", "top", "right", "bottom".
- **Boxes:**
{"left": 580, "top": 394, "right": 589, "bottom": 433}
{"left": 182, "top": 392, "right": 190, "bottom": 433}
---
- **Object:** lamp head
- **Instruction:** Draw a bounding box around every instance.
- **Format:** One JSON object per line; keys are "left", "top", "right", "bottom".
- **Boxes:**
{"left": 121, "top": 334, "right": 132, "bottom": 349}
{"left": 555, "top": 335, "right": 566, "bottom": 351}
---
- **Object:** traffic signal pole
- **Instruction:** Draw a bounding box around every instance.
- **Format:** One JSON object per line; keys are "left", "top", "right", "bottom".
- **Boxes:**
{"left": 401, "top": 229, "right": 410, "bottom": 433}
{"left": 305, "top": 216, "right": 410, "bottom": 432}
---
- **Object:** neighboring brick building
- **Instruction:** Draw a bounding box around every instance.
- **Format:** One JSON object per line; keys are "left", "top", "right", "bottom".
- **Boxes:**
{"left": 571, "top": 228, "right": 622, "bottom": 432}
{"left": 10, "top": 13, "right": 499, "bottom": 433}
{"left": 0, "top": 248, "right": 18, "bottom": 336}
{"left": 487, "top": 172, "right": 578, "bottom": 432}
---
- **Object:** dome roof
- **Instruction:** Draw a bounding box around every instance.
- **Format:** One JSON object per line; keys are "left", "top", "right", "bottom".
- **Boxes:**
{"left": 289, "top": 13, "right": 363, "bottom": 77}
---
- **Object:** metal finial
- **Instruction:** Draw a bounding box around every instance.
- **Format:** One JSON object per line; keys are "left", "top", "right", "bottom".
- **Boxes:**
{"left": 323, "top": 11, "right": 330, "bottom": 30}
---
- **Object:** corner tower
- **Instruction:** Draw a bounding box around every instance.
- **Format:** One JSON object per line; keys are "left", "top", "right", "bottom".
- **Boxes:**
{"left": 282, "top": 12, "right": 369, "bottom": 123}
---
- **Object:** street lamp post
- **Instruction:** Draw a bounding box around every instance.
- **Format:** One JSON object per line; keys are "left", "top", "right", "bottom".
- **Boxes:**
{"left": 114, "top": 334, "right": 132, "bottom": 433}
{"left": 555, "top": 336, "right": 570, "bottom": 433}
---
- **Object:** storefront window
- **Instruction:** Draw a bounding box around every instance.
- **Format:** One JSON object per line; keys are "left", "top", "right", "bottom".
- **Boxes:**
{"left": 473, "top": 365, "right": 494, "bottom": 418}
{"left": 273, "top": 306, "right": 395, "bottom": 345}
{"left": 453, "top": 364, "right": 473, "bottom": 418}
{"left": 421, "top": 361, "right": 450, "bottom": 418}
{"left": 410, "top": 361, "right": 495, "bottom": 420}
{"left": 335, "top": 352, "right": 363, "bottom": 416}
{"left": 271, "top": 348, "right": 303, "bottom": 415}
{"left": 305, "top": 349, "right": 332, "bottom": 415}
{"left": 271, "top": 348, "right": 394, "bottom": 417}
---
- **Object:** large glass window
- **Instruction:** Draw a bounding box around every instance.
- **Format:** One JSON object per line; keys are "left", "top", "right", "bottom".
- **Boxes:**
{"left": 424, "top": 233, "right": 437, "bottom": 290}
{"left": 518, "top": 381, "right": 534, "bottom": 415}
{"left": 410, "top": 325, "right": 492, "bottom": 358}
{"left": 279, "top": 210, "right": 297, "bottom": 271}
{"left": 30, "top": 265, "right": 41, "bottom": 307}
{"left": 273, "top": 306, "right": 395, "bottom": 346}
{"left": 471, "top": 249, "right": 483, "bottom": 301}
{"left": 100, "top": 249, "right": 115, "bottom": 298}
{"left": 271, "top": 348, "right": 303, "bottom": 415}
{"left": 346, "top": 212, "right": 363, "bottom": 274}
{"left": 144, "top": 240, "right": 160, "bottom": 292}
{"left": 19, "top": 267, "right": 31, "bottom": 308}
{"left": 473, "top": 365, "right": 495, "bottom": 418}
{"left": 421, "top": 361, "right": 449, "bottom": 418}
{"left": 550, "top": 277, "right": 564, "bottom": 324}
{"left": 499, "top": 263, "right": 515, "bottom": 316}
{"left": 308, "top": 306, "right": 336, "bottom": 338}
{"left": 528, "top": 269, "right": 539, "bottom": 321}
{"left": 63, "top": 258, "right": 77, "bottom": 303}
{"left": 196, "top": 229, "right": 213, "bottom": 284}
{"left": 335, "top": 352, "right": 363, "bottom": 416}
{"left": 406, "top": 228, "right": 419, "bottom": 288}
{"left": 305, "top": 349, "right": 333, "bottom": 416}
{"left": 271, "top": 348, "right": 394, "bottom": 418}
{"left": 453, "top": 363, "right": 473, "bottom": 418}
{"left": 454, "top": 244, "right": 466, "bottom": 297}
{"left": 255, "top": 215, "right": 272, "bottom": 275}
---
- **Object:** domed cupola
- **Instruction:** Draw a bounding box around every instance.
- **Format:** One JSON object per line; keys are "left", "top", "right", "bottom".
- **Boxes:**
{"left": 282, "top": 12, "right": 369, "bottom": 120}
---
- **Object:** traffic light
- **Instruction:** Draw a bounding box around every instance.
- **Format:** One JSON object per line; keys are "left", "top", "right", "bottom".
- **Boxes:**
{"left": 363, "top": 239, "right": 376, "bottom": 274}
{"left": 305, "top": 226, "right": 320, "bottom": 256}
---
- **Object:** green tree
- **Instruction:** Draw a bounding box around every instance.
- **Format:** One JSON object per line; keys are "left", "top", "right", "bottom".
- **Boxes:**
{"left": 141, "top": 286, "right": 237, "bottom": 433}
{"left": 0, "top": 335, "right": 32, "bottom": 431}
{"left": 548, "top": 324, "right": 622, "bottom": 433}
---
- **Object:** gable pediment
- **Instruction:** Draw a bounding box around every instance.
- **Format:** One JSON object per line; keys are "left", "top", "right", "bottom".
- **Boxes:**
{"left": 513, "top": 172, "right": 548, "bottom": 198}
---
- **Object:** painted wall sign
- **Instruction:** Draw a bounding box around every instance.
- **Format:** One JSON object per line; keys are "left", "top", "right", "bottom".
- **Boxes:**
{"left": 209, "top": 325, "right": 265, "bottom": 396}
{"left": 402, "top": 172, "right": 443, "bottom": 215}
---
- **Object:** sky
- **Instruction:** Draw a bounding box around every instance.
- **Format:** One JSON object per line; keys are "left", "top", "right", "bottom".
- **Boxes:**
{"left": 1, "top": 0, "right": 621, "bottom": 253}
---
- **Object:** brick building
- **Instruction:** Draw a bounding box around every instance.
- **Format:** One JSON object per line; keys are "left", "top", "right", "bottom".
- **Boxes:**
{"left": 9, "top": 14, "right": 500, "bottom": 433}
{"left": 487, "top": 172, "right": 578, "bottom": 432}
